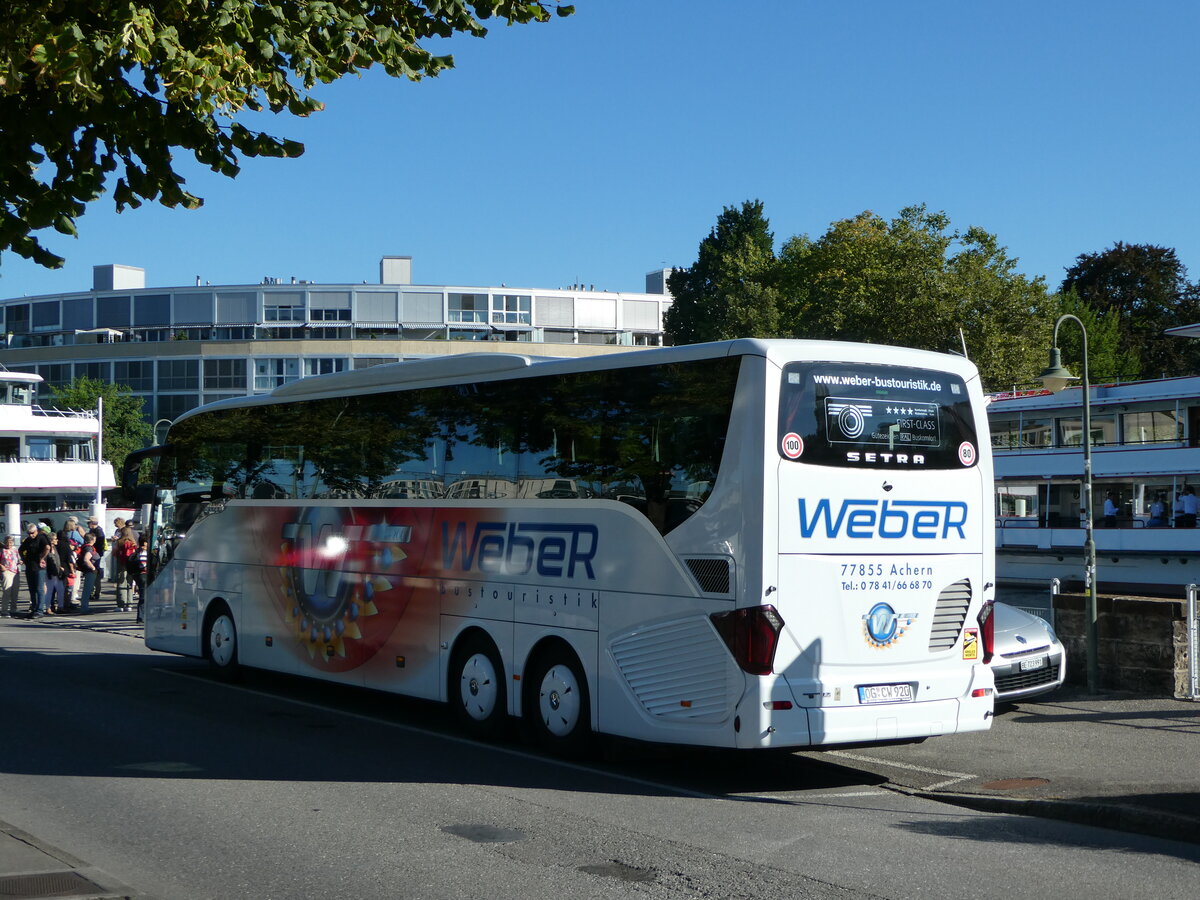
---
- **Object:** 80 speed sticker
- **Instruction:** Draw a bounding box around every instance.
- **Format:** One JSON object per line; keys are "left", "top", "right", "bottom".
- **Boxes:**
{"left": 958, "top": 441, "right": 977, "bottom": 466}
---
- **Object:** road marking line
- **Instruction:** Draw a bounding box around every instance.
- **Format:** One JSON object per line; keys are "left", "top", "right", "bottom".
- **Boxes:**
{"left": 826, "top": 750, "right": 977, "bottom": 790}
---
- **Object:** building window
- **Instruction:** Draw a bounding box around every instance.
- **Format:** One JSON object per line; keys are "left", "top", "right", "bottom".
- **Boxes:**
{"left": 491, "top": 294, "right": 531, "bottom": 325}
{"left": 255, "top": 358, "right": 300, "bottom": 390}
{"left": 448, "top": 329, "right": 487, "bottom": 341}
{"left": 305, "top": 326, "right": 350, "bottom": 340}
{"left": 134, "top": 294, "right": 171, "bottom": 326}
{"left": 449, "top": 293, "right": 487, "bottom": 323}
{"left": 204, "top": 358, "right": 247, "bottom": 391}
{"left": 990, "top": 417, "right": 1020, "bottom": 450}
{"left": 4, "top": 303, "right": 30, "bottom": 334}
{"left": 1058, "top": 414, "right": 1117, "bottom": 447}
{"left": 157, "top": 393, "right": 200, "bottom": 421}
{"left": 310, "top": 308, "right": 351, "bottom": 321}
{"left": 353, "top": 357, "right": 400, "bottom": 370}
{"left": 76, "top": 362, "right": 111, "bottom": 383}
{"left": 265, "top": 302, "right": 304, "bottom": 321}
{"left": 38, "top": 364, "right": 72, "bottom": 390}
{"left": 303, "top": 358, "right": 346, "bottom": 377}
{"left": 1122, "top": 409, "right": 1180, "bottom": 444}
{"left": 114, "top": 361, "right": 154, "bottom": 392}
{"left": 212, "top": 326, "right": 254, "bottom": 340}
{"left": 1019, "top": 417, "right": 1053, "bottom": 448}
{"left": 96, "top": 296, "right": 131, "bottom": 329}
{"left": 578, "top": 332, "right": 618, "bottom": 345}
{"left": 32, "top": 300, "right": 61, "bottom": 330}
{"left": 158, "top": 359, "right": 199, "bottom": 391}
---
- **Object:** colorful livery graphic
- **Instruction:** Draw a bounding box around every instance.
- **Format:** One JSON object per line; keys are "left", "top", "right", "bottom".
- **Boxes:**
{"left": 128, "top": 340, "right": 996, "bottom": 752}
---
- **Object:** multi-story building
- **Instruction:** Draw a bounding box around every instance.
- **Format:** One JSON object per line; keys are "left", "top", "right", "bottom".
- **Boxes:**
{"left": 0, "top": 258, "right": 672, "bottom": 426}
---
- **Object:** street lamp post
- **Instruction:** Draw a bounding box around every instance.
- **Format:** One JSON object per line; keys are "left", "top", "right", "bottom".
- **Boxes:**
{"left": 1037, "top": 314, "right": 1099, "bottom": 693}
{"left": 152, "top": 418, "right": 173, "bottom": 446}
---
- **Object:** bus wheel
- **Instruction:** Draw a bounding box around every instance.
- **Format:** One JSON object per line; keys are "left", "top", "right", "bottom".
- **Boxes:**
{"left": 526, "top": 646, "right": 591, "bottom": 757}
{"left": 451, "top": 635, "right": 507, "bottom": 739}
{"left": 205, "top": 605, "right": 240, "bottom": 680}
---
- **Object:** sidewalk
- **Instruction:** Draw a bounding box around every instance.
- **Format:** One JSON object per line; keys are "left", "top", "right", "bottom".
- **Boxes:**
{"left": 802, "top": 687, "right": 1200, "bottom": 846}
{"left": 14, "top": 582, "right": 143, "bottom": 640}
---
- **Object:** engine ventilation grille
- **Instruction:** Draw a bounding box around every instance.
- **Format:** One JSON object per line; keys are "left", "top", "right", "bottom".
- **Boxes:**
{"left": 928, "top": 578, "right": 972, "bottom": 652}
{"left": 684, "top": 557, "right": 732, "bottom": 595}
{"left": 609, "top": 617, "right": 734, "bottom": 722}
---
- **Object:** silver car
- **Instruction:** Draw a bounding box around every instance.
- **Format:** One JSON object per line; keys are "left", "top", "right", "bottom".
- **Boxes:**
{"left": 989, "top": 603, "right": 1067, "bottom": 701}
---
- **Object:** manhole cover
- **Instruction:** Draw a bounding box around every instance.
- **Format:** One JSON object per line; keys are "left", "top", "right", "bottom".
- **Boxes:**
{"left": 440, "top": 823, "right": 526, "bottom": 844}
{"left": 981, "top": 777, "right": 1051, "bottom": 790}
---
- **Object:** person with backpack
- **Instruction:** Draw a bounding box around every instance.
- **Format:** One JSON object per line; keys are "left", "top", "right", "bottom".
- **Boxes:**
{"left": 113, "top": 527, "right": 138, "bottom": 611}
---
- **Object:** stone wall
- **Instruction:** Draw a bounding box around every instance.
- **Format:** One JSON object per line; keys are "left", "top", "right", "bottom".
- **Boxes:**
{"left": 1053, "top": 592, "right": 1195, "bottom": 698}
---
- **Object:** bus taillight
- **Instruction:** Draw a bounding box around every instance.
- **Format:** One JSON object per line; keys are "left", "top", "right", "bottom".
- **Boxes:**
{"left": 711, "top": 605, "right": 784, "bottom": 676}
{"left": 977, "top": 600, "right": 995, "bottom": 664}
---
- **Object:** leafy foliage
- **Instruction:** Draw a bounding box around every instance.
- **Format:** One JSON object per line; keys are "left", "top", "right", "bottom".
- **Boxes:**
{"left": 0, "top": 1, "right": 573, "bottom": 268}
{"left": 668, "top": 202, "right": 1053, "bottom": 390}
{"left": 49, "top": 376, "right": 152, "bottom": 478}
{"left": 1060, "top": 242, "right": 1200, "bottom": 379}
{"left": 664, "top": 200, "right": 782, "bottom": 344}
{"left": 1046, "top": 289, "right": 1139, "bottom": 385}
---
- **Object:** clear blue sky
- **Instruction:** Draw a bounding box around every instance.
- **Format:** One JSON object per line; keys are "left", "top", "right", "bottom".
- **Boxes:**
{"left": 2, "top": 1, "right": 1197, "bottom": 298}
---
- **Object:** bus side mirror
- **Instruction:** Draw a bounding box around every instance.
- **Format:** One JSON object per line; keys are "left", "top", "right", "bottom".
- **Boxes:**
{"left": 122, "top": 445, "right": 167, "bottom": 496}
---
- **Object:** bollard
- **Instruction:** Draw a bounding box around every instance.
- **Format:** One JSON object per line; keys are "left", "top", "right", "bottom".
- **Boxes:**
{"left": 1048, "top": 577, "right": 1060, "bottom": 629}
{"left": 1188, "top": 583, "right": 1199, "bottom": 700}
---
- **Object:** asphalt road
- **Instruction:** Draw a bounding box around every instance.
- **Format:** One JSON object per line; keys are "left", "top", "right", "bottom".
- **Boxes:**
{"left": 1, "top": 621, "right": 1198, "bottom": 900}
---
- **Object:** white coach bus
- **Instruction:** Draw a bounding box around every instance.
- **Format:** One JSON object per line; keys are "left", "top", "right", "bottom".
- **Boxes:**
{"left": 125, "top": 340, "right": 996, "bottom": 753}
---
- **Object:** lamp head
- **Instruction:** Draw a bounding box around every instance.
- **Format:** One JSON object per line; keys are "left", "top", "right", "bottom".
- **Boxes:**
{"left": 1037, "top": 347, "right": 1078, "bottom": 393}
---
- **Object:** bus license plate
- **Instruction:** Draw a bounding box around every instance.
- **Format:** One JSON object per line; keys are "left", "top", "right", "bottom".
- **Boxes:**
{"left": 858, "top": 683, "right": 914, "bottom": 704}
{"left": 1020, "top": 656, "right": 1048, "bottom": 671}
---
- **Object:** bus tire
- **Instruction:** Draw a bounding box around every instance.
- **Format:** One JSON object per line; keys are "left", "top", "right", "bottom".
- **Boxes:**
{"left": 525, "top": 644, "right": 591, "bottom": 757}
{"left": 450, "top": 633, "right": 507, "bottom": 739}
{"left": 205, "top": 603, "right": 240, "bottom": 681}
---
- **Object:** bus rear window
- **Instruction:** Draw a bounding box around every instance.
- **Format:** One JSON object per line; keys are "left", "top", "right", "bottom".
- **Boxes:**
{"left": 778, "top": 362, "right": 978, "bottom": 469}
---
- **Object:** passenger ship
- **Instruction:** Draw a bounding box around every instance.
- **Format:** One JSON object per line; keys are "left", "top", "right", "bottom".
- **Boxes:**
{"left": 990, "top": 375, "right": 1200, "bottom": 595}
{"left": 0, "top": 368, "right": 117, "bottom": 536}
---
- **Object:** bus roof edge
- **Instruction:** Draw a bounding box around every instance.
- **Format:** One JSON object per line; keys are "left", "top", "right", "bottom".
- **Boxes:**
{"left": 270, "top": 353, "right": 535, "bottom": 399}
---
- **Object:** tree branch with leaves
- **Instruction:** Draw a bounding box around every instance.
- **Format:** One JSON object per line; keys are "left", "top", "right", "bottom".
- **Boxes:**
{"left": 0, "top": 1, "right": 574, "bottom": 268}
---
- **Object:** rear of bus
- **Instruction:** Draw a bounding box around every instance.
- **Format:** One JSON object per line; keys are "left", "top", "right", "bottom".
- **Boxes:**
{"left": 755, "top": 347, "right": 995, "bottom": 747}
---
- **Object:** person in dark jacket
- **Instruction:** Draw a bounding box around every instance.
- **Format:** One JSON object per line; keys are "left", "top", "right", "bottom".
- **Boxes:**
{"left": 18, "top": 522, "right": 50, "bottom": 618}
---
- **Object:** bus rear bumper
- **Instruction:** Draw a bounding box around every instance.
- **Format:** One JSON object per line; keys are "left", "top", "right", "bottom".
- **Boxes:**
{"left": 800, "top": 693, "right": 992, "bottom": 747}
{"left": 734, "top": 668, "right": 995, "bottom": 749}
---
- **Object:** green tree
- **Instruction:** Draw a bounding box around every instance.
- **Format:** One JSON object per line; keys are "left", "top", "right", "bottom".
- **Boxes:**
{"left": 1, "top": 1, "right": 573, "bottom": 269}
{"left": 49, "top": 376, "right": 152, "bottom": 479}
{"left": 778, "top": 206, "right": 1050, "bottom": 390}
{"left": 1060, "top": 242, "right": 1200, "bottom": 378}
{"left": 1044, "top": 289, "right": 1139, "bottom": 385}
{"left": 664, "top": 200, "right": 783, "bottom": 344}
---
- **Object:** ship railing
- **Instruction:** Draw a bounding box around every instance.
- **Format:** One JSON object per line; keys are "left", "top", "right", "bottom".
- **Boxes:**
{"left": 30, "top": 405, "right": 97, "bottom": 420}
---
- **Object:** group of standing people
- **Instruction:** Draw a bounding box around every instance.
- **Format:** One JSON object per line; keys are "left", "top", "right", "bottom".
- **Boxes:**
{"left": 1, "top": 515, "right": 147, "bottom": 622}
{"left": 1121, "top": 486, "right": 1198, "bottom": 528}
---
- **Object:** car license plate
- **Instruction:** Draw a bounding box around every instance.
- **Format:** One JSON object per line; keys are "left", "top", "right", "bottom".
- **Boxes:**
{"left": 858, "top": 683, "right": 914, "bottom": 704}
{"left": 1019, "top": 656, "right": 1048, "bottom": 672}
